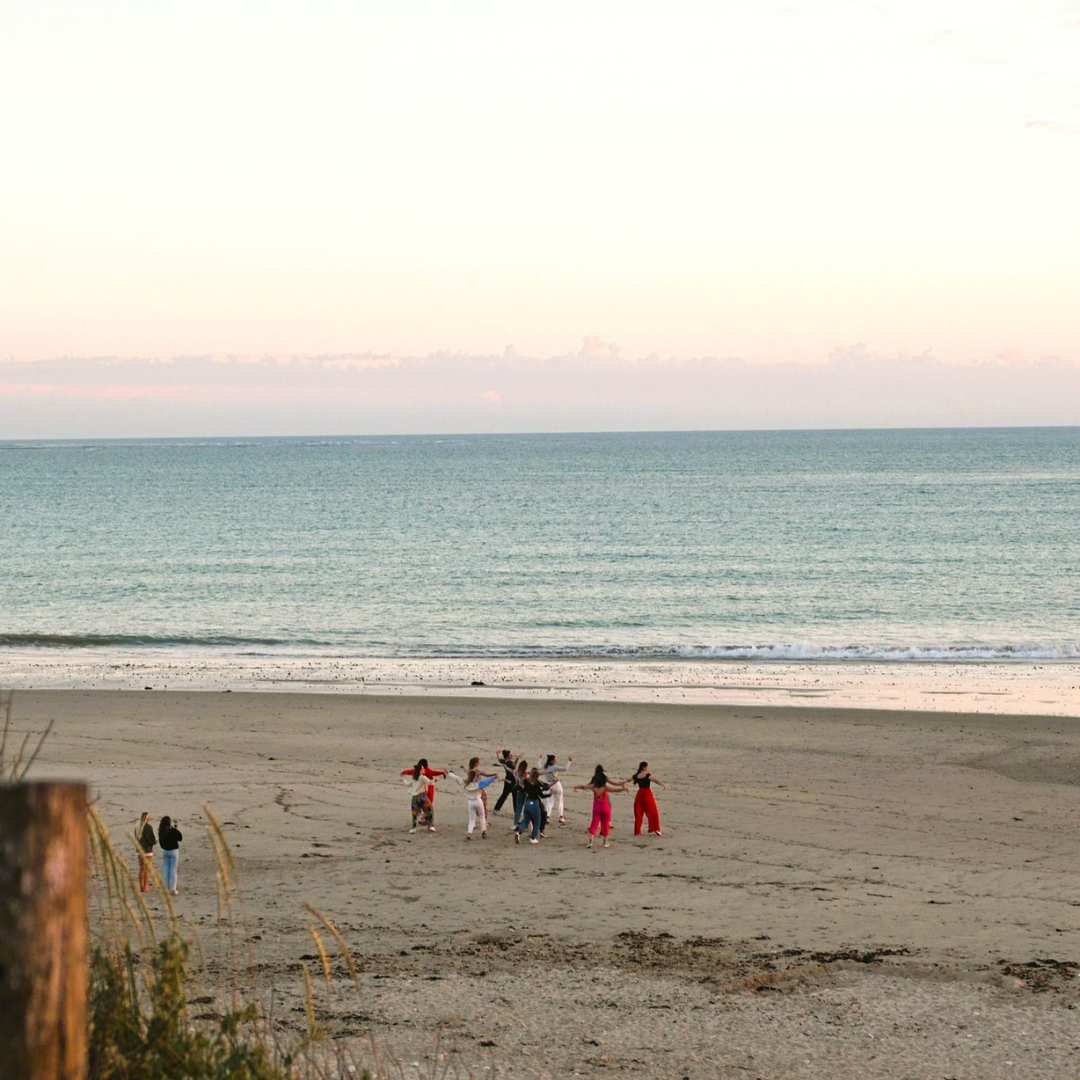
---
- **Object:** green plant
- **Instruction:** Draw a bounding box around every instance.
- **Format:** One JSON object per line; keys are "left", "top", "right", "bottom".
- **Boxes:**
{"left": 88, "top": 935, "right": 292, "bottom": 1080}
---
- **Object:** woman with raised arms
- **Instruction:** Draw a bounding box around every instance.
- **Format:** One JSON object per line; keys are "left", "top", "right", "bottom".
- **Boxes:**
{"left": 447, "top": 765, "right": 499, "bottom": 839}
{"left": 573, "top": 765, "right": 629, "bottom": 849}
{"left": 404, "top": 759, "right": 442, "bottom": 833}
{"left": 626, "top": 761, "right": 667, "bottom": 836}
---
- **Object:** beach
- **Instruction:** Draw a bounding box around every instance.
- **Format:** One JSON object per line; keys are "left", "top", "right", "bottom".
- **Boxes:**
{"left": 11, "top": 670, "right": 1080, "bottom": 1078}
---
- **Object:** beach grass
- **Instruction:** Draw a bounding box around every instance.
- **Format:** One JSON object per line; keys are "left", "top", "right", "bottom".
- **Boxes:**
{"left": 86, "top": 801, "right": 377, "bottom": 1080}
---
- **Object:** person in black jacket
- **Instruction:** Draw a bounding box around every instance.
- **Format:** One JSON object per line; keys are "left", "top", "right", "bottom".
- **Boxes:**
{"left": 135, "top": 811, "right": 155, "bottom": 892}
{"left": 491, "top": 749, "right": 519, "bottom": 815}
{"left": 158, "top": 815, "right": 183, "bottom": 895}
{"left": 513, "top": 768, "right": 550, "bottom": 844}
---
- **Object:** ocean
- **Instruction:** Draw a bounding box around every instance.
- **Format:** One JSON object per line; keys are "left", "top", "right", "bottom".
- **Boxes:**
{"left": 2, "top": 428, "right": 1078, "bottom": 663}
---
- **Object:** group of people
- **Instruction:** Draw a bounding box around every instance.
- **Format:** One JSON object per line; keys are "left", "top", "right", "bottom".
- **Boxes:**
{"left": 134, "top": 811, "right": 184, "bottom": 894}
{"left": 402, "top": 751, "right": 667, "bottom": 848}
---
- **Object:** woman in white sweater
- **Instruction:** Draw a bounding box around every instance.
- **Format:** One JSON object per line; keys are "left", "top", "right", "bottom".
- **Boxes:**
{"left": 447, "top": 766, "right": 499, "bottom": 838}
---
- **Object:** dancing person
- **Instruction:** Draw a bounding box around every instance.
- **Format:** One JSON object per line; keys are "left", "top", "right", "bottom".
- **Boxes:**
{"left": 573, "top": 765, "right": 629, "bottom": 849}
{"left": 135, "top": 811, "right": 155, "bottom": 892}
{"left": 491, "top": 749, "right": 518, "bottom": 815}
{"left": 448, "top": 766, "right": 499, "bottom": 839}
{"left": 467, "top": 756, "right": 497, "bottom": 820}
{"left": 158, "top": 815, "right": 183, "bottom": 895}
{"left": 626, "top": 761, "right": 667, "bottom": 836}
{"left": 405, "top": 760, "right": 441, "bottom": 833}
{"left": 539, "top": 754, "right": 572, "bottom": 826}
{"left": 400, "top": 758, "right": 447, "bottom": 826}
{"left": 511, "top": 758, "right": 529, "bottom": 830}
{"left": 514, "top": 767, "right": 550, "bottom": 844}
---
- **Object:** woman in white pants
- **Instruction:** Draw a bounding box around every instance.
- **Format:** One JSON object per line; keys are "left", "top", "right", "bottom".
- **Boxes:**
{"left": 448, "top": 767, "right": 498, "bottom": 839}
{"left": 539, "top": 754, "right": 572, "bottom": 826}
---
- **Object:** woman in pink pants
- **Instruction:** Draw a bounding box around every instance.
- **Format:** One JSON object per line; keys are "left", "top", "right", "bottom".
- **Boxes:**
{"left": 574, "top": 765, "right": 628, "bottom": 849}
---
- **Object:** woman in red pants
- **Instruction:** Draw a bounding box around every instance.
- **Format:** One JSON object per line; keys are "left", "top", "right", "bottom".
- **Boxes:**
{"left": 627, "top": 761, "right": 667, "bottom": 836}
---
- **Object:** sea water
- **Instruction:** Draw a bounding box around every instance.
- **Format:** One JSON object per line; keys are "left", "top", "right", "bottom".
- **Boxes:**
{"left": 1, "top": 428, "right": 1078, "bottom": 661}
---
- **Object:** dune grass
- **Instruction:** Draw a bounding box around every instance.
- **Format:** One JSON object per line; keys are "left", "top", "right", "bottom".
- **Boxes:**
{"left": 86, "top": 802, "right": 375, "bottom": 1080}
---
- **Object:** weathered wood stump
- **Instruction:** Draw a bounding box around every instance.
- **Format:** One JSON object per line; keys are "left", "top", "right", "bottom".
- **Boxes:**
{"left": 0, "top": 782, "right": 88, "bottom": 1080}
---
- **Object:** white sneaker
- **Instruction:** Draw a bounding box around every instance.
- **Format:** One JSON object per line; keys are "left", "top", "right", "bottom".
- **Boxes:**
{"left": 529, "top": 838, "right": 539, "bottom": 844}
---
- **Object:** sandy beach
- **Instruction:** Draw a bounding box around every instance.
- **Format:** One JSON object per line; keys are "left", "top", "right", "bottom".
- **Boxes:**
{"left": 11, "top": 680, "right": 1080, "bottom": 1078}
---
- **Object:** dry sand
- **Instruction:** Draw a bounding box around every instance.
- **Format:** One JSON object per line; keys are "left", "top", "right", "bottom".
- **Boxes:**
{"left": 11, "top": 686, "right": 1080, "bottom": 1079}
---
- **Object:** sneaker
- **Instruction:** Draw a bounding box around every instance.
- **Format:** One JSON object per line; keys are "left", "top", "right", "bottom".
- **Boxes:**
{"left": 409, "top": 827, "right": 417, "bottom": 834}
{"left": 428, "top": 826, "right": 436, "bottom": 833}
{"left": 653, "top": 831, "right": 663, "bottom": 837}
{"left": 558, "top": 817, "right": 567, "bottom": 826}
{"left": 514, "top": 831, "right": 521, "bottom": 844}
{"left": 529, "top": 838, "right": 539, "bottom": 844}
{"left": 539, "top": 832, "right": 546, "bottom": 839}
{"left": 603, "top": 840, "right": 611, "bottom": 849}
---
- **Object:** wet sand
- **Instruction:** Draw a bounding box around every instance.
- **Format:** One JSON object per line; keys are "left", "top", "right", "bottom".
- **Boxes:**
{"left": 12, "top": 686, "right": 1080, "bottom": 1079}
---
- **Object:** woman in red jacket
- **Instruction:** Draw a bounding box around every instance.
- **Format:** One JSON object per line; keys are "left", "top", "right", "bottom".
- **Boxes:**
{"left": 400, "top": 758, "right": 447, "bottom": 826}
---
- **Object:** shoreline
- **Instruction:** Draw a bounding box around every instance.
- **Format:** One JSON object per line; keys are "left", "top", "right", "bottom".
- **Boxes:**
{"left": 2, "top": 653, "right": 1079, "bottom": 717}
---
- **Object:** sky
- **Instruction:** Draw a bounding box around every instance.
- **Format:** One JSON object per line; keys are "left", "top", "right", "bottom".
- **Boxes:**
{"left": 2, "top": 0, "right": 1078, "bottom": 436}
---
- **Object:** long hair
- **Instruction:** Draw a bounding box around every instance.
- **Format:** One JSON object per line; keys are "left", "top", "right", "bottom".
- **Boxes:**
{"left": 516, "top": 759, "right": 528, "bottom": 778}
{"left": 544, "top": 754, "right": 556, "bottom": 768}
{"left": 634, "top": 761, "right": 648, "bottom": 779}
{"left": 158, "top": 815, "right": 172, "bottom": 844}
{"left": 412, "top": 760, "right": 426, "bottom": 781}
{"left": 591, "top": 765, "right": 607, "bottom": 788}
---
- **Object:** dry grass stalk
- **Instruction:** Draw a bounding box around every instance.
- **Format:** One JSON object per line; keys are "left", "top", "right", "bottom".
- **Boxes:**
{"left": 0, "top": 689, "right": 54, "bottom": 782}
{"left": 303, "top": 902, "right": 361, "bottom": 995}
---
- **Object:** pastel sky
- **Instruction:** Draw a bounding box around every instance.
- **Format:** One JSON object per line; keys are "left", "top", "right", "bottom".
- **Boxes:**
{"left": 2, "top": 1, "right": 1078, "bottom": 436}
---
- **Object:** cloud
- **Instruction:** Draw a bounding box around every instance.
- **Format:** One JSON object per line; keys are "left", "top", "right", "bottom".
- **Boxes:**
{"left": 1, "top": 346, "right": 1078, "bottom": 438}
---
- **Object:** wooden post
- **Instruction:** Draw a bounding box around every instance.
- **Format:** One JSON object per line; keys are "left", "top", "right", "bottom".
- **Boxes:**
{"left": 0, "top": 782, "right": 88, "bottom": 1080}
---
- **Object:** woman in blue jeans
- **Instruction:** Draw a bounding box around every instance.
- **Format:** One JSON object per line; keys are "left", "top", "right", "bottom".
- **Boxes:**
{"left": 514, "top": 769, "right": 550, "bottom": 845}
{"left": 158, "top": 815, "right": 183, "bottom": 895}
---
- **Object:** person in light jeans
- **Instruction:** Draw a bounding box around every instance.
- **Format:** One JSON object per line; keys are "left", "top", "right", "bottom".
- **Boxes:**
{"left": 158, "top": 815, "right": 183, "bottom": 894}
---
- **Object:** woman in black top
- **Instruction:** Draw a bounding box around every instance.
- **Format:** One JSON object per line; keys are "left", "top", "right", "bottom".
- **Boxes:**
{"left": 627, "top": 761, "right": 666, "bottom": 837}
{"left": 513, "top": 768, "right": 550, "bottom": 844}
{"left": 491, "top": 749, "right": 518, "bottom": 815}
{"left": 158, "top": 815, "right": 183, "bottom": 895}
{"left": 135, "top": 811, "right": 155, "bottom": 892}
